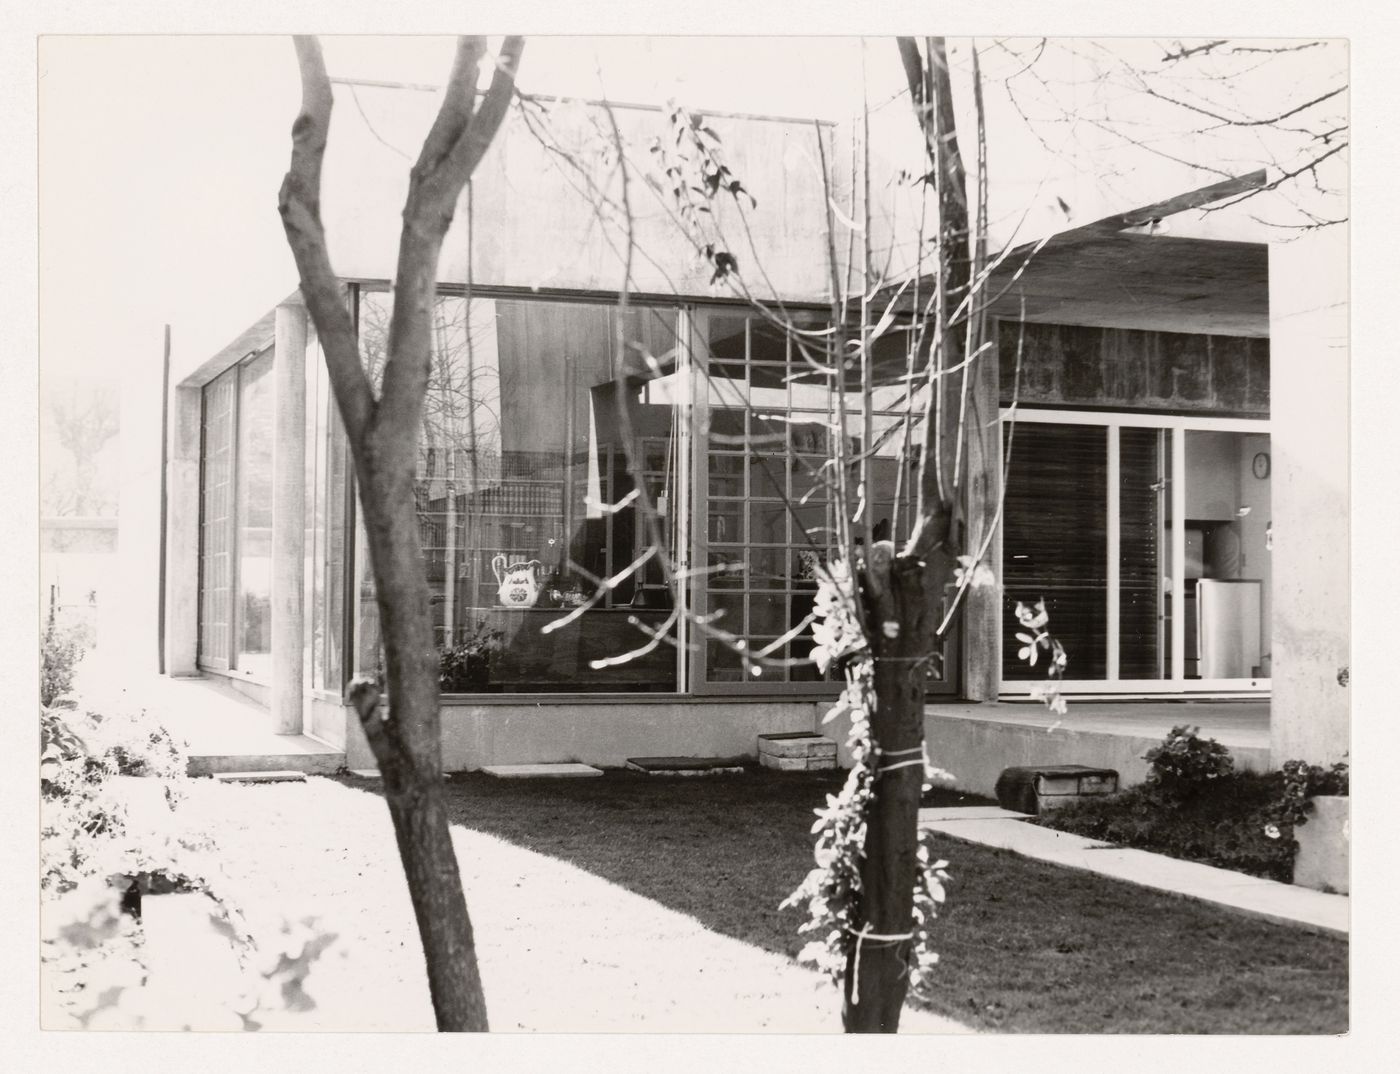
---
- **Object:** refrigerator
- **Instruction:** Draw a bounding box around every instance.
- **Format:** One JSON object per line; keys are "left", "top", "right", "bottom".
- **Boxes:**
{"left": 1196, "top": 579, "right": 1263, "bottom": 679}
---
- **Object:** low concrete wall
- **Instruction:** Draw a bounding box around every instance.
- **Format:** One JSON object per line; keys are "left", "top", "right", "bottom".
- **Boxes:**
{"left": 344, "top": 698, "right": 828, "bottom": 773}
{"left": 306, "top": 694, "right": 349, "bottom": 751}
{"left": 922, "top": 713, "right": 1271, "bottom": 800}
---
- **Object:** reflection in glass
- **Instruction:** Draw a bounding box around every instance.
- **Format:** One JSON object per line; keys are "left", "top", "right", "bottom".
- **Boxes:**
{"left": 355, "top": 292, "right": 683, "bottom": 691}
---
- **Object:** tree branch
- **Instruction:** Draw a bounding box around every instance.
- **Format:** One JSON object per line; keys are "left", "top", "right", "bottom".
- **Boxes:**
{"left": 278, "top": 35, "right": 376, "bottom": 440}
{"left": 379, "top": 36, "right": 525, "bottom": 450}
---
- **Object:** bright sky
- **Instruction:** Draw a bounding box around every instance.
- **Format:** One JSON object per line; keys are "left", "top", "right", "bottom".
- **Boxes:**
{"left": 36, "top": 36, "right": 893, "bottom": 390}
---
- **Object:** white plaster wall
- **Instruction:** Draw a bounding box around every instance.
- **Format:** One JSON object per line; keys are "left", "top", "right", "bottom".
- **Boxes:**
{"left": 1268, "top": 226, "right": 1349, "bottom": 765}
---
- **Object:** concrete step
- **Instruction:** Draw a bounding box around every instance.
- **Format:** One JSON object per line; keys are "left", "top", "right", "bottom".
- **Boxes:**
{"left": 626, "top": 756, "right": 747, "bottom": 776}
{"left": 759, "top": 753, "right": 838, "bottom": 772}
{"left": 482, "top": 763, "right": 604, "bottom": 779}
{"left": 187, "top": 743, "right": 343, "bottom": 778}
{"left": 212, "top": 770, "right": 308, "bottom": 785}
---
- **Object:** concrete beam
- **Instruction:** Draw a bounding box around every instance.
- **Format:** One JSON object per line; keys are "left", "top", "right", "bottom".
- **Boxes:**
{"left": 271, "top": 303, "right": 308, "bottom": 734}
{"left": 961, "top": 320, "right": 1003, "bottom": 701}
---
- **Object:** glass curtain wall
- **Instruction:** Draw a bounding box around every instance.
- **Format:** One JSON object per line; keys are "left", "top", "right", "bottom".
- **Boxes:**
{"left": 197, "top": 349, "right": 275, "bottom": 676}
{"left": 354, "top": 290, "right": 683, "bottom": 692}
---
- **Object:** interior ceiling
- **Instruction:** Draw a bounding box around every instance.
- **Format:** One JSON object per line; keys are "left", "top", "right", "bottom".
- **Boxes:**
{"left": 984, "top": 232, "right": 1270, "bottom": 338}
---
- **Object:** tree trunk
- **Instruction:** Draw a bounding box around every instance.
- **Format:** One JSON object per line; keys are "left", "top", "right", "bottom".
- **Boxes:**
{"left": 842, "top": 549, "right": 947, "bottom": 1032}
{"left": 279, "top": 36, "right": 523, "bottom": 1032}
{"left": 354, "top": 457, "right": 489, "bottom": 1031}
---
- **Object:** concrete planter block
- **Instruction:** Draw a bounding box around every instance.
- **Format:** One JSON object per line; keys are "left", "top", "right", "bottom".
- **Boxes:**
{"left": 1293, "top": 795, "right": 1349, "bottom": 895}
{"left": 759, "top": 753, "right": 837, "bottom": 772}
{"left": 757, "top": 733, "right": 837, "bottom": 760}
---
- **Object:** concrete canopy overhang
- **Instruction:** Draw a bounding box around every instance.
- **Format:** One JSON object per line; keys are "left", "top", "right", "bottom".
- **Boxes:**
{"left": 889, "top": 170, "right": 1272, "bottom": 339}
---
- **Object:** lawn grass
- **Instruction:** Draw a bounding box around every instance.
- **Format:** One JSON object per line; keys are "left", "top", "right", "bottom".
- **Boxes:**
{"left": 340, "top": 767, "right": 1347, "bottom": 1034}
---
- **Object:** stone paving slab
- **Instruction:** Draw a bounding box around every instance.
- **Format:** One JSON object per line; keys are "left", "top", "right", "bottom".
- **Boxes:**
{"left": 482, "top": 763, "right": 604, "bottom": 779}
{"left": 922, "top": 816, "right": 1116, "bottom": 854}
{"left": 213, "top": 770, "right": 307, "bottom": 784}
{"left": 923, "top": 813, "right": 1349, "bottom": 937}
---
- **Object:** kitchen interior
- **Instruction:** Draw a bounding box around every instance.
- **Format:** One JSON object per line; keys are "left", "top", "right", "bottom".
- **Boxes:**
{"left": 1166, "top": 429, "right": 1273, "bottom": 681}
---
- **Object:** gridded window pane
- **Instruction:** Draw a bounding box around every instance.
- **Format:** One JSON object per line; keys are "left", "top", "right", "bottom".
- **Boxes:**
{"left": 748, "top": 548, "right": 788, "bottom": 590}
{"left": 708, "top": 453, "right": 744, "bottom": 497}
{"left": 198, "top": 367, "right": 237, "bottom": 669}
{"left": 707, "top": 549, "right": 746, "bottom": 587}
{"left": 749, "top": 502, "right": 788, "bottom": 545}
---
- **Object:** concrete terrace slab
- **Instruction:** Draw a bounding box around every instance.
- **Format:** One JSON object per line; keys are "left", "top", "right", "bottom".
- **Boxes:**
{"left": 924, "top": 816, "right": 1348, "bottom": 938}
{"left": 111, "top": 674, "right": 345, "bottom": 777}
{"left": 928, "top": 698, "right": 1269, "bottom": 751}
{"left": 482, "top": 763, "right": 604, "bottom": 779}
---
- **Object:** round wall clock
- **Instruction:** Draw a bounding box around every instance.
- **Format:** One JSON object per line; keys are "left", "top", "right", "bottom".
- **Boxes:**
{"left": 1252, "top": 452, "right": 1271, "bottom": 479}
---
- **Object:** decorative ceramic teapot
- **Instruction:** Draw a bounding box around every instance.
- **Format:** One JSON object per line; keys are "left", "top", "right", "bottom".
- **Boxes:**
{"left": 491, "top": 555, "right": 544, "bottom": 608}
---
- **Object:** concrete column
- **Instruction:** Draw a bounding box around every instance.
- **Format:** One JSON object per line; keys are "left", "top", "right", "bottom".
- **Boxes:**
{"left": 271, "top": 302, "right": 308, "bottom": 734}
{"left": 165, "top": 385, "right": 203, "bottom": 676}
{"left": 1268, "top": 226, "right": 1349, "bottom": 765}
{"left": 960, "top": 323, "right": 1003, "bottom": 701}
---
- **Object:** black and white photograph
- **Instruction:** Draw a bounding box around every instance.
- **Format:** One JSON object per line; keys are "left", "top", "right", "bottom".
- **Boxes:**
{"left": 8, "top": 1, "right": 1393, "bottom": 1064}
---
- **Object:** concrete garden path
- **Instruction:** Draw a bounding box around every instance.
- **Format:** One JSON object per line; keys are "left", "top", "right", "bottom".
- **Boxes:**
{"left": 919, "top": 807, "right": 1349, "bottom": 938}
{"left": 127, "top": 776, "right": 974, "bottom": 1033}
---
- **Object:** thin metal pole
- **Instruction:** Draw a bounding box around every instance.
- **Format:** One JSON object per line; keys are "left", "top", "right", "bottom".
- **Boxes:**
{"left": 157, "top": 324, "right": 171, "bottom": 674}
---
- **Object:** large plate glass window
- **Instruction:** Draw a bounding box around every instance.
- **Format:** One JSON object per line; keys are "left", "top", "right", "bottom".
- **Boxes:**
{"left": 354, "top": 291, "right": 685, "bottom": 692}
{"left": 1000, "top": 411, "right": 1269, "bottom": 693}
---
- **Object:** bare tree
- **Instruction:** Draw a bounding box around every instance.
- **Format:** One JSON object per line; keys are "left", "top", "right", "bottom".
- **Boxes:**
{"left": 277, "top": 34, "right": 524, "bottom": 1032}
{"left": 41, "top": 379, "right": 120, "bottom": 519}
{"left": 986, "top": 36, "right": 1347, "bottom": 230}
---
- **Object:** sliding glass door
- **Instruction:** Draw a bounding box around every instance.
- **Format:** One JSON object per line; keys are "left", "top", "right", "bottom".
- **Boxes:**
{"left": 1001, "top": 410, "right": 1270, "bottom": 695}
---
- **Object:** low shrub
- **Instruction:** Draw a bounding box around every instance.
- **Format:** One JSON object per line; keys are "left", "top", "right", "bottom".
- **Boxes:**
{"left": 40, "top": 691, "right": 338, "bottom": 1028}
{"left": 1039, "top": 729, "right": 1351, "bottom": 884}
{"left": 1142, "top": 724, "right": 1233, "bottom": 795}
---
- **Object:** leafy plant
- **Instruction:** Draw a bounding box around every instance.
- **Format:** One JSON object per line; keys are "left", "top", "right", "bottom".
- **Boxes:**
{"left": 41, "top": 689, "right": 340, "bottom": 1028}
{"left": 1264, "top": 758, "right": 1349, "bottom": 839}
{"left": 1038, "top": 771, "right": 1298, "bottom": 882}
{"left": 41, "top": 608, "right": 86, "bottom": 706}
{"left": 1143, "top": 724, "right": 1234, "bottom": 794}
{"left": 1039, "top": 730, "right": 1350, "bottom": 884}
{"left": 438, "top": 620, "right": 505, "bottom": 693}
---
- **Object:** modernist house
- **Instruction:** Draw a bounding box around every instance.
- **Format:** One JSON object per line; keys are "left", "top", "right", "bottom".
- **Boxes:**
{"left": 158, "top": 77, "right": 1348, "bottom": 785}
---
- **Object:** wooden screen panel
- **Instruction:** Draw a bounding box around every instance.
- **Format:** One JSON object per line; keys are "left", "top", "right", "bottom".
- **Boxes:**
{"left": 1001, "top": 422, "right": 1108, "bottom": 681}
{"left": 1119, "top": 427, "right": 1166, "bottom": 679}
